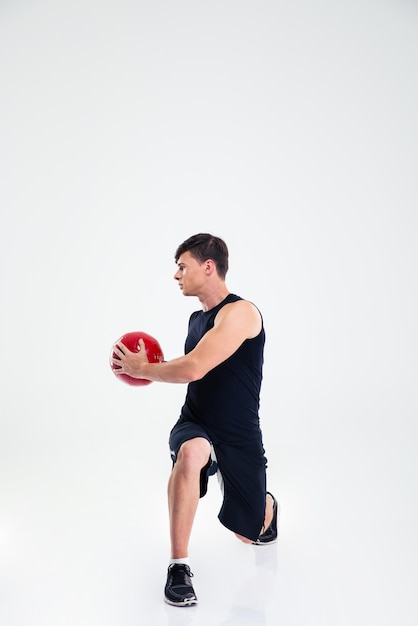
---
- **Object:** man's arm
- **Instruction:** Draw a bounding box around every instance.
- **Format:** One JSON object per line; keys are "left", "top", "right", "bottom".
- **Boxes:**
{"left": 111, "top": 300, "right": 261, "bottom": 384}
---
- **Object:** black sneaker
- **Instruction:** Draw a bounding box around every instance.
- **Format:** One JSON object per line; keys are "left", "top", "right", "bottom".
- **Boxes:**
{"left": 253, "top": 492, "right": 279, "bottom": 545}
{"left": 164, "top": 564, "right": 198, "bottom": 607}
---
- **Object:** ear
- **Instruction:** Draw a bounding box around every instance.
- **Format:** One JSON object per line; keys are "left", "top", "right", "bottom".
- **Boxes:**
{"left": 204, "top": 259, "right": 216, "bottom": 275}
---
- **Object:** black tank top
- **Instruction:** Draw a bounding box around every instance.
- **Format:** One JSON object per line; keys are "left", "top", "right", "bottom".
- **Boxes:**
{"left": 179, "top": 293, "right": 265, "bottom": 444}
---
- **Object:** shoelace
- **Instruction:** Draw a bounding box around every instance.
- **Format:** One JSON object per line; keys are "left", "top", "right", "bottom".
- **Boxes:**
{"left": 169, "top": 564, "right": 194, "bottom": 586}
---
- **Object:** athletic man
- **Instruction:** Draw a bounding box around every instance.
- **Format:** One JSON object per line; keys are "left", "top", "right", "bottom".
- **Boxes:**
{"left": 111, "top": 233, "right": 278, "bottom": 607}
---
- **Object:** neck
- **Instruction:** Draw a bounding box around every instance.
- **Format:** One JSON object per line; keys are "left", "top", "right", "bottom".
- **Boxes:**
{"left": 198, "top": 286, "right": 230, "bottom": 312}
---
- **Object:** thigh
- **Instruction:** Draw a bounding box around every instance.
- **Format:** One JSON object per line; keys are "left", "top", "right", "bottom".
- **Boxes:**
{"left": 215, "top": 440, "right": 267, "bottom": 542}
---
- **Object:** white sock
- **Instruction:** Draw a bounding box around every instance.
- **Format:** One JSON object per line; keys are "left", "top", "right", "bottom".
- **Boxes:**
{"left": 169, "top": 557, "right": 190, "bottom": 567}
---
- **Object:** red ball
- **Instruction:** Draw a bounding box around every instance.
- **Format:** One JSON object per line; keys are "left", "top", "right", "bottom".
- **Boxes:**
{"left": 110, "top": 331, "right": 164, "bottom": 386}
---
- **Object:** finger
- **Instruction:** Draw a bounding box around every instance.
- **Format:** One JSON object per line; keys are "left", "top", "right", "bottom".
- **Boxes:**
{"left": 138, "top": 338, "right": 151, "bottom": 362}
{"left": 110, "top": 355, "right": 124, "bottom": 370}
{"left": 113, "top": 343, "right": 126, "bottom": 357}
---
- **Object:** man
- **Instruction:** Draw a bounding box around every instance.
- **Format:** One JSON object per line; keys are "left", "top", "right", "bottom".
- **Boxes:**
{"left": 111, "top": 233, "right": 278, "bottom": 607}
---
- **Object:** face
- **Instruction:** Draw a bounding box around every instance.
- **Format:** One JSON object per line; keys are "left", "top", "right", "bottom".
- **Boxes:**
{"left": 174, "top": 251, "right": 207, "bottom": 296}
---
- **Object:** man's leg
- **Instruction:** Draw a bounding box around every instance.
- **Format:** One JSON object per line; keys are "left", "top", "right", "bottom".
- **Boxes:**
{"left": 235, "top": 492, "right": 274, "bottom": 544}
{"left": 165, "top": 437, "right": 211, "bottom": 607}
{"left": 168, "top": 437, "right": 211, "bottom": 558}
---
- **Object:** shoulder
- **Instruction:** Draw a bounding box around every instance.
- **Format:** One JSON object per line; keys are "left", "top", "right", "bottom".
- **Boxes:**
{"left": 215, "top": 298, "right": 262, "bottom": 337}
{"left": 220, "top": 295, "right": 261, "bottom": 315}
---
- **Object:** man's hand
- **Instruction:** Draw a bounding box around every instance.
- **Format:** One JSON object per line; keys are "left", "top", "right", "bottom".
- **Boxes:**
{"left": 111, "top": 338, "right": 149, "bottom": 379}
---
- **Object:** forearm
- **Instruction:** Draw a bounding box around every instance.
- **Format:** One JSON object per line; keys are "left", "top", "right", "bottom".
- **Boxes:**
{"left": 139, "top": 355, "right": 203, "bottom": 384}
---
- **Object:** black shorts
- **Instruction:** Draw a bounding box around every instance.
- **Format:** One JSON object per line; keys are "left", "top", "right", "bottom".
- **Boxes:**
{"left": 169, "top": 419, "right": 267, "bottom": 542}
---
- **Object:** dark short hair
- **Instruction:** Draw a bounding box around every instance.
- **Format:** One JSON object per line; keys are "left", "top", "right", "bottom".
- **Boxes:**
{"left": 175, "top": 233, "right": 229, "bottom": 279}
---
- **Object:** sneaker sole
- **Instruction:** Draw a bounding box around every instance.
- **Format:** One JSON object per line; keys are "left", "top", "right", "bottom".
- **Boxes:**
{"left": 164, "top": 596, "right": 198, "bottom": 607}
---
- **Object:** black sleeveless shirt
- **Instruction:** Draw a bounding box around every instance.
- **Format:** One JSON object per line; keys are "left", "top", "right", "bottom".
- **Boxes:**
{"left": 179, "top": 293, "right": 265, "bottom": 444}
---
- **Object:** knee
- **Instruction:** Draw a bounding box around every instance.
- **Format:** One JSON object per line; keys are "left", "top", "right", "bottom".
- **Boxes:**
{"left": 176, "top": 438, "right": 211, "bottom": 473}
{"left": 234, "top": 533, "right": 254, "bottom": 545}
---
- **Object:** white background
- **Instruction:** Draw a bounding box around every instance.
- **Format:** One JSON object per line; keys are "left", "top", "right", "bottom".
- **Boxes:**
{"left": 1, "top": 1, "right": 417, "bottom": 625}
